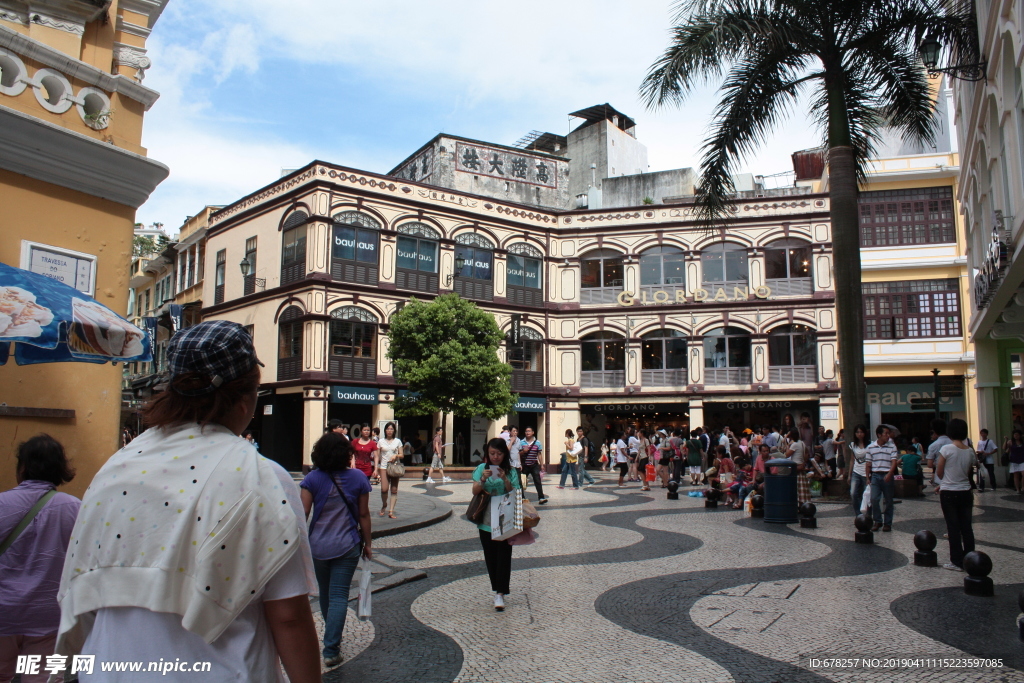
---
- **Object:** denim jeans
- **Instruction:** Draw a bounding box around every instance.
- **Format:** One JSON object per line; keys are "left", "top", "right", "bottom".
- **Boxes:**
{"left": 559, "top": 460, "right": 580, "bottom": 487}
{"left": 314, "top": 544, "right": 362, "bottom": 658}
{"left": 870, "top": 473, "right": 895, "bottom": 526}
{"left": 850, "top": 472, "right": 867, "bottom": 516}
{"left": 576, "top": 457, "right": 595, "bottom": 484}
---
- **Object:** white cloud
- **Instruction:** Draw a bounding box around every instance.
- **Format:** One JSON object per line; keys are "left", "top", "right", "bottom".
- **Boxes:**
{"left": 135, "top": 0, "right": 822, "bottom": 227}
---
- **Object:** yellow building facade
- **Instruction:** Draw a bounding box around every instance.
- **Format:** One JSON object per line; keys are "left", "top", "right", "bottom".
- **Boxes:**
{"left": 0, "top": 0, "right": 169, "bottom": 497}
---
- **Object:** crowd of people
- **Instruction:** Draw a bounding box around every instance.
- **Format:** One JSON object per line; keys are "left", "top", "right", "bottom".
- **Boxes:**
{"left": 2, "top": 318, "right": 1022, "bottom": 681}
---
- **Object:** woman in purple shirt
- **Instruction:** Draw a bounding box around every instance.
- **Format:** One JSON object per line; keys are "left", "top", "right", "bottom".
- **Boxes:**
{"left": 300, "top": 432, "right": 372, "bottom": 669}
{"left": 0, "top": 435, "right": 80, "bottom": 683}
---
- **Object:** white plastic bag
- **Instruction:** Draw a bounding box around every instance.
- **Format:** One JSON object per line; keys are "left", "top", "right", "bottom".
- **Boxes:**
{"left": 860, "top": 487, "right": 871, "bottom": 515}
{"left": 356, "top": 556, "right": 372, "bottom": 621}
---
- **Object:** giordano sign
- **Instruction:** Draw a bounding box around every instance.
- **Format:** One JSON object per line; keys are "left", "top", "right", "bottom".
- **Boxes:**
{"left": 617, "top": 285, "right": 772, "bottom": 306}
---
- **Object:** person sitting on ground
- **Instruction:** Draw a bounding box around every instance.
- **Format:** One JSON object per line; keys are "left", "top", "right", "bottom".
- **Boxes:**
{"left": 726, "top": 462, "right": 753, "bottom": 509}
{"left": 0, "top": 435, "right": 81, "bottom": 683}
{"left": 808, "top": 450, "right": 832, "bottom": 497}
{"left": 718, "top": 445, "right": 736, "bottom": 485}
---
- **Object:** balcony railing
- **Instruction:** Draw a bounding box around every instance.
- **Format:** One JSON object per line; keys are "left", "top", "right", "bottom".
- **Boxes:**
{"left": 638, "top": 284, "right": 686, "bottom": 302}
{"left": 768, "top": 365, "right": 817, "bottom": 384}
{"left": 703, "top": 367, "right": 751, "bottom": 385}
{"left": 641, "top": 368, "right": 688, "bottom": 386}
{"left": 766, "top": 277, "right": 813, "bottom": 297}
{"left": 702, "top": 280, "right": 749, "bottom": 293}
{"left": 581, "top": 370, "right": 625, "bottom": 388}
{"left": 580, "top": 287, "right": 622, "bottom": 305}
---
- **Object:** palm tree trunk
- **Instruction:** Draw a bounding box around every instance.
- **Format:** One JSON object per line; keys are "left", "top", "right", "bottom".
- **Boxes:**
{"left": 829, "top": 147, "right": 865, "bottom": 433}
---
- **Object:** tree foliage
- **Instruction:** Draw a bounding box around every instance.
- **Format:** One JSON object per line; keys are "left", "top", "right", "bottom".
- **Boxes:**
{"left": 387, "top": 293, "right": 516, "bottom": 419}
{"left": 132, "top": 232, "right": 169, "bottom": 258}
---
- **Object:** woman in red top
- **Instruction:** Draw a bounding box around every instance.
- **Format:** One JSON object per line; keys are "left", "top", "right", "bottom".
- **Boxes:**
{"left": 351, "top": 424, "right": 379, "bottom": 481}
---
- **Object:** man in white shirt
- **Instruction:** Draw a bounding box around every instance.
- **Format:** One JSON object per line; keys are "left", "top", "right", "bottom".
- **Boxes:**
{"left": 865, "top": 424, "right": 899, "bottom": 532}
{"left": 976, "top": 428, "right": 997, "bottom": 491}
{"left": 508, "top": 426, "right": 522, "bottom": 470}
{"left": 926, "top": 419, "right": 952, "bottom": 490}
{"left": 718, "top": 428, "right": 731, "bottom": 450}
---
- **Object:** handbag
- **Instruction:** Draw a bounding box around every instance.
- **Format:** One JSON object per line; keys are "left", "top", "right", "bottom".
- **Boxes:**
{"left": 565, "top": 449, "right": 578, "bottom": 464}
{"left": 386, "top": 460, "right": 405, "bottom": 478}
{"left": 466, "top": 491, "right": 490, "bottom": 523}
{"left": 522, "top": 498, "right": 540, "bottom": 529}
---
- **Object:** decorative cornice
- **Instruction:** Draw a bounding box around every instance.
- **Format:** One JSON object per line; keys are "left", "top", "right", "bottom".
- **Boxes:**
{"left": 29, "top": 11, "right": 84, "bottom": 35}
{"left": 0, "top": 24, "right": 160, "bottom": 109}
{"left": 0, "top": 1, "right": 111, "bottom": 26}
{"left": 113, "top": 43, "right": 151, "bottom": 81}
{"left": 0, "top": 103, "right": 168, "bottom": 207}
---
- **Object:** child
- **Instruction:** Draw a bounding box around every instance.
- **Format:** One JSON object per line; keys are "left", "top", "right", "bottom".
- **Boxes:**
{"left": 727, "top": 463, "right": 753, "bottom": 509}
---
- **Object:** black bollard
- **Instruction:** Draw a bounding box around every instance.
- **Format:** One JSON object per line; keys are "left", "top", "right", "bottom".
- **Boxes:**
{"left": 1017, "top": 590, "right": 1024, "bottom": 642}
{"left": 912, "top": 530, "right": 938, "bottom": 567}
{"left": 705, "top": 487, "right": 719, "bottom": 509}
{"left": 667, "top": 479, "right": 679, "bottom": 500}
{"left": 422, "top": 467, "right": 430, "bottom": 481}
{"left": 854, "top": 513, "right": 874, "bottom": 544}
{"left": 799, "top": 502, "right": 817, "bottom": 528}
{"left": 750, "top": 494, "right": 764, "bottom": 519}
{"left": 963, "top": 551, "right": 994, "bottom": 597}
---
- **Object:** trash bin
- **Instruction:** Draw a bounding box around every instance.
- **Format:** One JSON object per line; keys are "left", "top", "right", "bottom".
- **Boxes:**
{"left": 764, "top": 458, "right": 798, "bottom": 524}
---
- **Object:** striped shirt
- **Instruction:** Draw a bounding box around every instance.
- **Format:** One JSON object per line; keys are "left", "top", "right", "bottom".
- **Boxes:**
{"left": 866, "top": 440, "right": 898, "bottom": 475}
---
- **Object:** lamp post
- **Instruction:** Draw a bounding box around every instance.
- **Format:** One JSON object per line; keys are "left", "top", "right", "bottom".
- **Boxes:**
{"left": 918, "top": 35, "right": 986, "bottom": 82}
{"left": 239, "top": 257, "right": 265, "bottom": 290}
{"left": 445, "top": 254, "right": 466, "bottom": 287}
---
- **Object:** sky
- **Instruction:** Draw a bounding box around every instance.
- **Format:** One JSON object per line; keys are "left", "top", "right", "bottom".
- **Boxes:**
{"left": 136, "top": 0, "right": 822, "bottom": 231}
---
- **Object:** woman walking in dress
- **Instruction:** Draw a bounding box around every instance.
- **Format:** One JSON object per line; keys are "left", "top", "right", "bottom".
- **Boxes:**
{"left": 377, "top": 422, "right": 404, "bottom": 518}
{"left": 472, "top": 438, "right": 522, "bottom": 611}
{"left": 351, "top": 424, "right": 379, "bottom": 483}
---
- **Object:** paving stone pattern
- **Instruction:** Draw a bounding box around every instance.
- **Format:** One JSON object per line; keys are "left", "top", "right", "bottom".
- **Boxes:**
{"left": 322, "top": 474, "right": 1024, "bottom": 683}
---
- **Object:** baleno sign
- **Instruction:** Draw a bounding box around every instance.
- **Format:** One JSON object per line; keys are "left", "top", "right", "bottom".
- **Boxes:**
{"left": 617, "top": 285, "right": 771, "bottom": 306}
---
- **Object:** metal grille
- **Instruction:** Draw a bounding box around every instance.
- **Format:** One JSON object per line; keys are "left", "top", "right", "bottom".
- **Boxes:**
{"left": 641, "top": 368, "right": 688, "bottom": 386}
{"left": 703, "top": 367, "right": 751, "bottom": 385}
{"left": 768, "top": 366, "right": 817, "bottom": 383}
{"left": 396, "top": 268, "right": 439, "bottom": 293}
{"left": 507, "top": 285, "right": 544, "bottom": 307}
{"left": 765, "top": 278, "right": 813, "bottom": 296}
{"left": 581, "top": 370, "right": 625, "bottom": 388}
{"left": 454, "top": 277, "right": 493, "bottom": 301}
{"left": 511, "top": 370, "right": 544, "bottom": 392}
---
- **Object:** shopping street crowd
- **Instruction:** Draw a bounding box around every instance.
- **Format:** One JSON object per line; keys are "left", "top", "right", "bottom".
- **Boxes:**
{"left": 2, "top": 321, "right": 1024, "bottom": 681}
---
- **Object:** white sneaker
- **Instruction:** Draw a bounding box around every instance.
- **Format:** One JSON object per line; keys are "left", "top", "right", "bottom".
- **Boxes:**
{"left": 494, "top": 593, "right": 504, "bottom": 611}
{"left": 426, "top": 477, "right": 435, "bottom": 483}
{"left": 442, "top": 476, "right": 452, "bottom": 482}
{"left": 943, "top": 562, "right": 963, "bottom": 572}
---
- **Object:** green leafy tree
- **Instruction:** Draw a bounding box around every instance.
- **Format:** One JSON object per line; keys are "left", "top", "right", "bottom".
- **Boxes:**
{"left": 387, "top": 293, "right": 517, "bottom": 421}
{"left": 641, "top": 0, "right": 978, "bottom": 433}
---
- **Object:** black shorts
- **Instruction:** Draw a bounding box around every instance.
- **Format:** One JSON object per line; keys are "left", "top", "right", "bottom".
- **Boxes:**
{"left": 659, "top": 457, "right": 672, "bottom": 466}
{"left": 616, "top": 462, "right": 629, "bottom": 476}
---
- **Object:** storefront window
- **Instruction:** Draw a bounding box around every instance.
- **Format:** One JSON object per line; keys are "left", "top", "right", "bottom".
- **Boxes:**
{"left": 329, "top": 307, "right": 378, "bottom": 357}
{"left": 641, "top": 328, "right": 687, "bottom": 369}
{"left": 639, "top": 247, "right": 686, "bottom": 286}
{"left": 581, "top": 249, "right": 624, "bottom": 288}
{"left": 396, "top": 223, "right": 440, "bottom": 273}
{"left": 701, "top": 242, "right": 748, "bottom": 283}
{"left": 508, "top": 327, "right": 543, "bottom": 372}
{"left": 507, "top": 253, "right": 542, "bottom": 289}
{"left": 332, "top": 211, "right": 379, "bottom": 264}
{"left": 768, "top": 324, "right": 817, "bottom": 366}
{"left": 703, "top": 326, "right": 751, "bottom": 368}
{"left": 581, "top": 331, "right": 626, "bottom": 371}
{"left": 764, "top": 239, "right": 811, "bottom": 279}
{"left": 863, "top": 279, "right": 961, "bottom": 339}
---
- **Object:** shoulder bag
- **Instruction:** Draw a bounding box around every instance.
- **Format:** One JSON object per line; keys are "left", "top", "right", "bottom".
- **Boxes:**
{"left": 386, "top": 460, "right": 406, "bottom": 478}
{"left": 0, "top": 489, "right": 57, "bottom": 557}
{"left": 466, "top": 489, "right": 490, "bottom": 524}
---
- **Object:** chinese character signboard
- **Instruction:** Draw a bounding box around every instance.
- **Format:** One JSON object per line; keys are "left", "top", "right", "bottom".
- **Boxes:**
{"left": 455, "top": 143, "right": 557, "bottom": 188}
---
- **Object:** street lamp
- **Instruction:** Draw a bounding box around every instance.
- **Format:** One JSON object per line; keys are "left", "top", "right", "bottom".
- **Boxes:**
{"left": 446, "top": 254, "right": 466, "bottom": 287}
{"left": 239, "top": 257, "right": 265, "bottom": 290}
{"left": 918, "top": 35, "right": 986, "bottom": 81}
{"left": 239, "top": 257, "right": 251, "bottom": 277}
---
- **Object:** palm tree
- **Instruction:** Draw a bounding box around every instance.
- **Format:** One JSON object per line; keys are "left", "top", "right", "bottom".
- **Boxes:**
{"left": 641, "top": 0, "right": 980, "bottom": 434}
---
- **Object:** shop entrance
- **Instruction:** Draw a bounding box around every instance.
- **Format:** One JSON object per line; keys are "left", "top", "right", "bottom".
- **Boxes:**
{"left": 327, "top": 402, "right": 373, "bottom": 434}
{"left": 580, "top": 402, "right": 689, "bottom": 452}
{"left": 703, "top": 400, "right": 819, "bottom": 434}
{"left": 254, "top": 392, "right": 303, "bottom": 472}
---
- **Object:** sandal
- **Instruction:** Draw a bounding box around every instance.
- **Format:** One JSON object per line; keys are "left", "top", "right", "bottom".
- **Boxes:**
{"left": 379, "top": 508, "right": 386, "bottom": 517}
{"left": 388, "top": 513, "right": 397, "bottom": 519}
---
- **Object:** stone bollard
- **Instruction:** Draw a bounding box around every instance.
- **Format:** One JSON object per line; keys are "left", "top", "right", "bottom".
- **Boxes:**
{"left": 667, "top": 479, "right": 679, "bottom": 501}
{"left": 854, "top": 513, "right": 874, "bottom": 544}
{"left": 962, "top": 551, "right": 994, "bottom": 597}
{"left": 912, "top": 530, "right": 938, "bottom": 567}
{"left": 1017, "top": 590, "right": 1024, "bottom": 642}
{"left": 750, "top": 494, "right": 764, "bottom": 519}
{"left": 799, "top": 502, "right": 817, "bottom": 529}
{"left": 705, "top": 487, "right": 720, "bottom": 509}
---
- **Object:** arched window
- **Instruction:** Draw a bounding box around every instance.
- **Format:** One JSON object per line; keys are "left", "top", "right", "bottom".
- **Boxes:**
{"left": 329, "top": 306, "right": 378, "bottom": 381}
{"left": 580, "top": 249, "right": 623, "bottom": 305}
{"left": 396, "top": 222, "right": 440, "bottom": 293}
{"left": 332, "top": 211, "right": 380, "bottom": 285}
{"left": 701, "top": 242, "right": 748, "bottom": 285}
{"left": 703, "top": 326, "right": 751, "bottom": 385}
{"left": 641, "top": 328, "right": 687, "bottom": 386}
{"left": 764, "top": 238, "right": 812, "bottom": 296}
{"left": 280, "top": 211, "right": 308, "bottom": 286}
{"left": 639, "top": 246, "right": 686, "bottom": 286}
{"left": 581, "top": 331, "right": 625, "bottom": 387}
{"left": 507, "top": 243, "right": 544, "bottom": 307}
{"left": 509, "top": 327, "right": 544, "bottom": 392}
{"left": 277, "top": 306, "right": 303, "bottom": 380}
{"left": 768, "top": 324, "right": 817, "bottom": 383}
{"left": 454, "top": 232, "right": 494, "bottom": 301}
